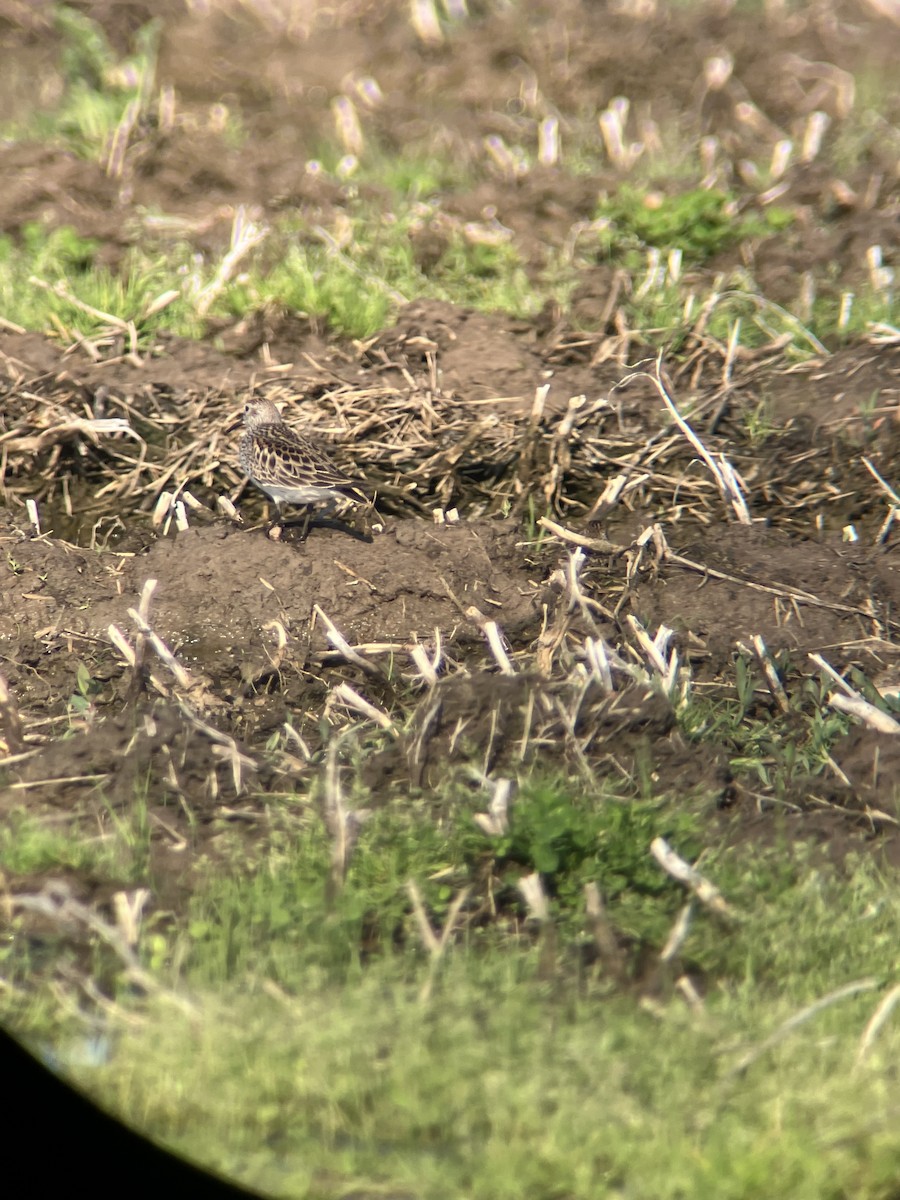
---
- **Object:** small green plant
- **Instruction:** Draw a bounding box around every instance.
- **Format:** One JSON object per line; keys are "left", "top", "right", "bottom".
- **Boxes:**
{"left": 680, "top": 659, "right": 853, "bottom": 794}
{"left": 66, "top": 660, "right": 99, "bottom": 720}
{"left": 477, "top": 778, "right": 703, "bottom": 944}
{"left": 54, "top": 5, "right": 119, "bottom": 89}
{"left": 522, "top": 493, "right": 551, "bottom": 545}
{"left": 19, "top": 222, "right": 99, "bottom": 272}
{"left": 812, "top": 285, "right": 900, "bottom": 344}
{"left": 596, "top": 185, "right": 792, "bottom": 262}
{"left": 743, "top": 398, "right": 779, "bottom": 448}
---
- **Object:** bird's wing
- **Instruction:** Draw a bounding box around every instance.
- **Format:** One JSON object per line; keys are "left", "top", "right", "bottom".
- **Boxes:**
{"left": 256, "top": 427, "right": 369, "bottom": 492}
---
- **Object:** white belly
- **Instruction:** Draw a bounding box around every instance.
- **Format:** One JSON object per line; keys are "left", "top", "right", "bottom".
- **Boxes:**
{"left": 260, "top": 482, "right": 342, "bottom": 505}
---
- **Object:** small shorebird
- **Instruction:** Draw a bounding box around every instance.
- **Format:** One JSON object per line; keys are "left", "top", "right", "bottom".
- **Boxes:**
{"left": 232, "top": 396, "right": 369, "bottom": 535}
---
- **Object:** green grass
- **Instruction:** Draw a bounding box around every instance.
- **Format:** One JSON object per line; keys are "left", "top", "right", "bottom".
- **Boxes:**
{"left": 0, "top": 222, "right": 201, "bottom": 343}
{"left": 49, "top": 849, "right": 900, "bottom": 1200}
{"left": 174, "top": 768, "right": 704, "bottom": 989}
{"left": 4, "top": 70, "right": 898, "bottom": 351}
{"left": 0, "top": 797, "right": 152, "bottom": 881}
{"left": 1, "top": 2, "right": 897, "bottom": 355}
{"left": 682, "top": 660, "right": 854, "bottom": 791}
{"left": 3, "top": 659, "right": 900, "bottom": 1197}
{"left": 1, "top": 7, "right": 161, "bottom": 158}
{"left": 343, "top": 145, "right": 476, "bottom": 200}
{"left": 8, "top": 192, "right": 892, "bottom": 353}
{"left": 0, "top": 206, "right": 546, "bottom": 342}
{"left": 0, "top": 812, "right": 117, "bottom": 877}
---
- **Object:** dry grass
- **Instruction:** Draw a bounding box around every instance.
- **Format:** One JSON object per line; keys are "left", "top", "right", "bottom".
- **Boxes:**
{"left": 1, "top": 319, "right": 894, "bottom": 538}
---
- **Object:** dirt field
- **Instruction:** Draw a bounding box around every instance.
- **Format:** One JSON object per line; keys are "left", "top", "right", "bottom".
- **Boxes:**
{"left": 2, "top": 0, "right": 900, "bottom": 1005}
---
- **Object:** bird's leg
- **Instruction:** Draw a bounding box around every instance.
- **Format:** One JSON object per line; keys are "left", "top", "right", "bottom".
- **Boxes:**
{"left": 299, "top": 496, "right": 339, "bottom": 537}
{"left": 355, "top": 493, "right": 376, "bottom": 532}
{"left": 266, "top": 502, "right": 286, "bottom": 539}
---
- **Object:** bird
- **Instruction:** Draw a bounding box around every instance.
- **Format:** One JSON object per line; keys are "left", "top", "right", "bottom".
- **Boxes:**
{"left": 232, "top": 396, "right": 369, "bottom": 535}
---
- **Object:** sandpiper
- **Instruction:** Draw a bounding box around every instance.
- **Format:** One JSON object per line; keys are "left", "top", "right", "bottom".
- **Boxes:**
{"left": 233, "top": 396, "right": 369, "bottom": 534}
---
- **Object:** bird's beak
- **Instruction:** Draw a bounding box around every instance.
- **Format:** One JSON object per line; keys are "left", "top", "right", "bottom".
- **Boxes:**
{"left": 225, "top": 413, "right": 243, "bottom": 434}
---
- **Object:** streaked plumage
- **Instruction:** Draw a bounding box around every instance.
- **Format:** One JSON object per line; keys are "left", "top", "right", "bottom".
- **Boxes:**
{"left": 236, "top": 397, "right": 368, "bottom": 519}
